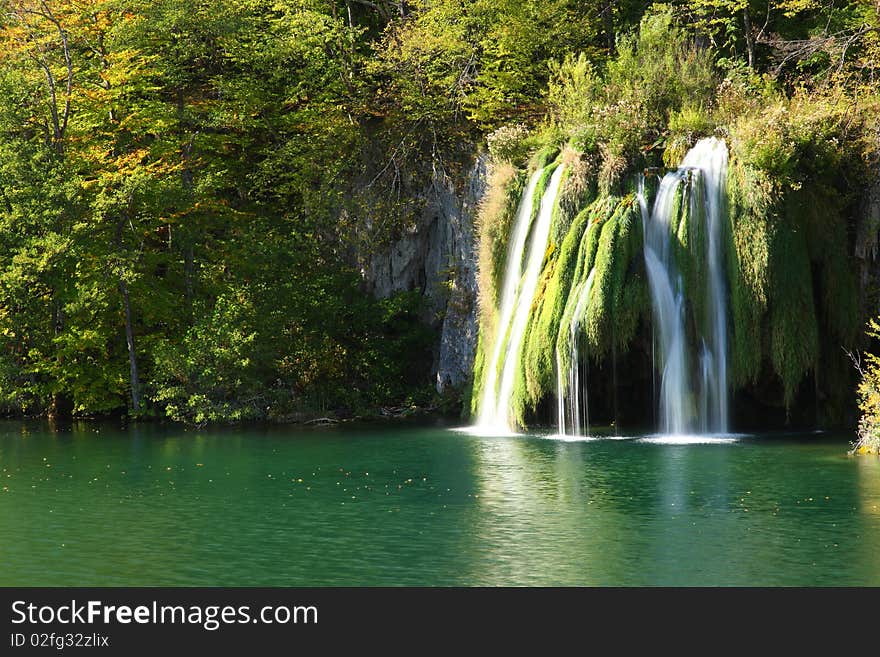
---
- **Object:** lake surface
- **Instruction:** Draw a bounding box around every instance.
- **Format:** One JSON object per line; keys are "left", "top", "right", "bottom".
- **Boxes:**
{"left": 1, "top": 420, "right": 878, "bottom": 586}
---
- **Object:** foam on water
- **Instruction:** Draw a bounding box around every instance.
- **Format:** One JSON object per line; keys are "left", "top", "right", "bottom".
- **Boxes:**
{"left": 639, "top": 433, "right": 744, "bottom": 445}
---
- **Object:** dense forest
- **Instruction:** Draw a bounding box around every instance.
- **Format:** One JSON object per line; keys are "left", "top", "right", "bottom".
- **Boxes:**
{"left": 0, "top": 1, "right": 878, "bottom": 428}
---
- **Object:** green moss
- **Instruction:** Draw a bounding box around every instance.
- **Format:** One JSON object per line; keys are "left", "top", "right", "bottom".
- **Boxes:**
{"left": 585, "top": 197, "right": 646, "bottom": 360}
{"left": 726, "top": 160, "right": 772, "bottom": 387}
{"left": 470, "top": 330, "right": 487, "bottom": 417}
{"left": 678, "top": 170, "right": 709, "bottom": 337}
{"left": 554, "top": 152, "right": 598, "bottom": 244}
{"left": 613, "top": 201, "right": 649, "bottom": 351}
{"left": 556, "top": 198, "right": 616, "bottom": 384}
{"left": 576, "top": 197, "right": 612, "bottom": 283}
{"left": 519, "top": 250, "right": 557, "bottom": 404}
{"left": 769, "top": 217, "right": 818, "bottom": 406}
{"left": 790, "top": 184, "right": 859, "bottom": 347}
{"left": 521, "top": 207, "right": 593, "bottom": 408}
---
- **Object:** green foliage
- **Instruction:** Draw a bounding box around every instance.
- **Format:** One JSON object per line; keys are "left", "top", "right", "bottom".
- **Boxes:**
{"left": 546, "top": 52, "right": 602, "bottom": 134}
{"left": 151, "top": 273, "right": 435, "bottom": 425}
{"left": 605, "top": 8, "right": 716, "bottom": 146}
{"left": 374, "top": 0, "right": 614, "bottom": 130}
{"left": 545, "top": 7, "right": 717, "bottom": 192}
{"left": 152, "top": 291, "right": 262, "bottom": 424}
{"left": 853, "top": 318, "right": 880, "bottom": 455}
{"left": 0, "top": 0, "right": 439, "bottom": 423}
{"left": 0, "top": 0, "right": 876, "bottom": 427}
{"left": 665, "top": 105, "right": 718, "bottom": 167}
{"left": 724, "top": 82, "right": 874, "bottom": 404}
{"left": 680, "top": 0, "right": 879, "bottom": 81}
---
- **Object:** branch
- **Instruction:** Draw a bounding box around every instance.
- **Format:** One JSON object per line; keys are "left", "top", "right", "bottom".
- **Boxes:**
{"left": 37, "top": 1, "right": 72, "bottom": 144}
{"left": 844, "top": 346, "right": 865, "bottom": 378}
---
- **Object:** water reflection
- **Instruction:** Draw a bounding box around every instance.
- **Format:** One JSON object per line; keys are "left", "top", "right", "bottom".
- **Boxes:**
{"left": 468, "top": 431, "right": 880, "bottom": 585}
{"left": 0, "top": 421, "right": 878, "bottom": 585}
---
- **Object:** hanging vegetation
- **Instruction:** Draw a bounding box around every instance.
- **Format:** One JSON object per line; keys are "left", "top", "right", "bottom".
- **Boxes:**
{"left": 472, "top": 5, "right": 880, "bottom": 431}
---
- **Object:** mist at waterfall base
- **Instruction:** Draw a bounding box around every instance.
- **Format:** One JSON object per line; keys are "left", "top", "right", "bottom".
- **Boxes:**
{"left": 471, "top": 138, "right": 738, "bottom": 442}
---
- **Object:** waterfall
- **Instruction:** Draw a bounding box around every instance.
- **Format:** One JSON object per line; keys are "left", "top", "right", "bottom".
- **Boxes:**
{"left": 683, "top": 139, "right": 729, "bottom": 433}
{"left": 640, "top": 137, "right": 729, "bottom": 434}
{"left": 476, "top": 168, "right": 544, "bottom": 430}
{"left": 556, "top": 266, "right": 596, "bottom": 437}
{"left": 478, "top": 164, "right": 567, "bottom": 432}
{"left": 640, "top": 170, "right": 693, "bottom": 434}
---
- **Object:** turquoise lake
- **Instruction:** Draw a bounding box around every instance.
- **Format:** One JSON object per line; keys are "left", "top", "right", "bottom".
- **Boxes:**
{"left": 1, "top": 420, "right": 878, "bottom": 586}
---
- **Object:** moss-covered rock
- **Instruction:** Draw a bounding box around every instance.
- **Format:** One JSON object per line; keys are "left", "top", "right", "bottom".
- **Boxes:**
{"left": 473, "top": 58, "right": 878, "bottom": 429}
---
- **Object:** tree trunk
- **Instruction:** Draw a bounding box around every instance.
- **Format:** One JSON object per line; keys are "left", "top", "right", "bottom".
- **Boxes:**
{"left": 184, "top": 244, "right": 195, "bottom": 317}
{"left": 49, "top": 292, "right": 72, "bottom": 421}
{"left": 48, "top": 393, "right": 73, "bottom": 422}
{"left": 743, "top": 9, "right": 755, "bottom": 69}
{"left": 602, "top": 2, "right": 615, "bottom": 52}
{"left": 178, "top": 90, "right": 197, "bottom": 322}
{"left": 119, "top": 279, "right": 141, "bottom": 413}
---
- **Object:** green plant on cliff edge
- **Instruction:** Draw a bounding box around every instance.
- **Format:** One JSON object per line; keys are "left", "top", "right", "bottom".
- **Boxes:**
{"left": 851, "top": 319, "right": 880, "bottom": 455}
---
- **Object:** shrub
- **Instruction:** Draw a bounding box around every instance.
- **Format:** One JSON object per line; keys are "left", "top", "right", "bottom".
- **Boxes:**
{"left": 545, "top": 7, "right": 717, "bottom": 190}
{"left": 487, "top": 124, "right": 532, "bottom": 165}
{"left": 852, "top": 318, "right": 880, "bottom": 455}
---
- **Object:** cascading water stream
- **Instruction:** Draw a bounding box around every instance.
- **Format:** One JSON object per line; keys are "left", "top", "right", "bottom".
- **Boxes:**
{"left": 640, "top": 171, "right": 692, "bottom": 434}
{"left": 640, "top": 137, "right": 729, "bottom": 435}
{"left": 478, "top": 164, "right": 566, "bottom": 432}
{"left": 476, "top": 168, "right": 544, "bottom": 430}
{"left": 556, "top": 266, "right": 596, "bottom": 437}
{"left": 682, "top": 139, "right": 729, "bottom": 433}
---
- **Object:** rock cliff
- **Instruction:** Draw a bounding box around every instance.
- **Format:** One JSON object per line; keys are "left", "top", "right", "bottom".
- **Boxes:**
{"left": 362, "top": 155, "right": 487, "bottom": 393}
